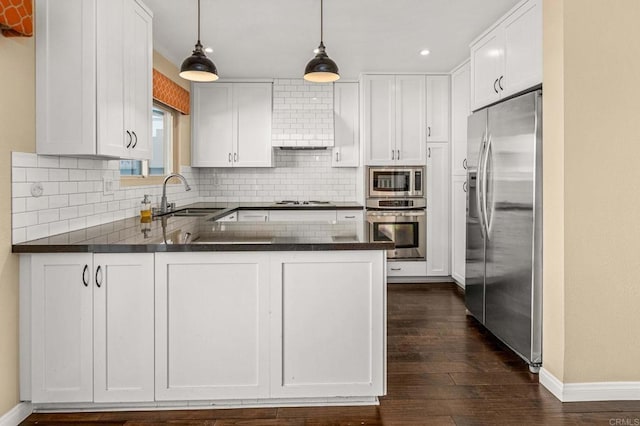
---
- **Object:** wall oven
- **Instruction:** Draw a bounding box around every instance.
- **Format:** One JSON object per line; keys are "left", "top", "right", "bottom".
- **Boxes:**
{"left": 368, "top": 167, "right": 424, "bottom": 198}
{"left": 367, "top": 209, "right": 426, "bottom": 260}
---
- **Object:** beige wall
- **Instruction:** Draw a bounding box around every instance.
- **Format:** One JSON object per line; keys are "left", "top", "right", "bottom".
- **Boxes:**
{"left": 152, "top": 51, "right": 191, "bottom": 168}
{"left": 543, "top": 0, "right": 640, "bottom": 383}
{"left": 0, "top": 36, "right": 35, "bottom": 416}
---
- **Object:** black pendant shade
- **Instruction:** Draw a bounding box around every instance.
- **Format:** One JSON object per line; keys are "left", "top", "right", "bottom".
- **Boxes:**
{"left": 179, "top": 0, "right": 218, "bottom": 82}
{"left": 304, "top": 0, "right": 339, "bottom": 83}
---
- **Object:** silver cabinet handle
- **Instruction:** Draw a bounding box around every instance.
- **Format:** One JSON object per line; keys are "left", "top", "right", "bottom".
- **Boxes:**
{"left": 463, "top": 181, "right": 468, "bottom": 192}
{"left": 344, "top": 215, "right": 356, "bottom": 219}
{"left": 234, "top": 153, "right": 238, "bottom": 162}
{"left": 391, "top": 149, "right": 395, "bottom": 160}
{"left": 228, "top": 153, "right": 232, "bottom": 163}
{"left": 95, "top": 265, "right": 102, "bottom": 288}
{"left": 397, "top": 149, "right": 400, "bottom": 160}
{"left": 335, "top": 151, "right": 339, "bottom": 162}
{"left": 82, "top": 264, "right": 89, "bottom": 287}
{"left": 498, "top": 76, "right": 504, "bottom": 91}
{"left": 126, "top": 130, "right": 132, "bottom": 148}
{"left": 390, "top": 267, "right": 402, "bottom": 271}
{"left": 427, "top": 126, "right": 431, "bottom": 137}
{"left": 132, "top": 131, "right": 138, "bottom": 148}
{"left": 494, "top": 78, "right": 499, "bottom": 94}
{"left": 428, "top": 147, "right": 431, "bottom": 158}
{"left": 463, "top": 158, "right": 467, "bottom": 169}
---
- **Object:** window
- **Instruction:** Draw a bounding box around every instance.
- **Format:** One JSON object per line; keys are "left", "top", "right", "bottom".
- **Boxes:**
{"left": 120, "top": 104, "right": 174, "bottom": 177}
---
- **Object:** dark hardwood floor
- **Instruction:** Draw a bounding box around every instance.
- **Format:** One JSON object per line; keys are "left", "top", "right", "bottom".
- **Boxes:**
{"left": 22, "top": 283, "right": 640, "bottom": 425}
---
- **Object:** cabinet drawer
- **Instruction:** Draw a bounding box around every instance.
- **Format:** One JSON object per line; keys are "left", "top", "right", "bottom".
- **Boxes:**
{"left": 337, "top": 210, "right": 363, "bottom": 222}
{"left": 216, "top": 212, "right": 238, "bottom": 222}
{"left": 238, "top": 210, "right": 270, "bottom": 222}
{"left": 269, "top": 210, "right": 337, "bottom": 222}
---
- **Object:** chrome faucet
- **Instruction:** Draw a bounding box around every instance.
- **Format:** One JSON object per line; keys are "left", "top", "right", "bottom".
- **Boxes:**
{"left": 160, "top": 173, "right": 191, "bottom": 214}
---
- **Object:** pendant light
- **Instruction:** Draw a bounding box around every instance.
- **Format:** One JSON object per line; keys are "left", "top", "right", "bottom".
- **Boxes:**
{"left": 179, "top": 0, "right": 218, "bottom": 82}
{"left": 304, "top": 0, "right": 340, "bottom": 83}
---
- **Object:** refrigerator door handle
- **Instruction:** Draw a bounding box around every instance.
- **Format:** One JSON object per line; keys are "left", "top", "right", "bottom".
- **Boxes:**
{"left": 476, "top": 132, "right": 487, "bottom": 239}
{"left": 481, "top": 133, "right": 493, "bottom": 238}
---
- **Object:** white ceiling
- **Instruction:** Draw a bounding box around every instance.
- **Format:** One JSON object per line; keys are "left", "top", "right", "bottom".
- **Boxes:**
{"left": 145, "top": 0, "right": 522, "bottom": 80}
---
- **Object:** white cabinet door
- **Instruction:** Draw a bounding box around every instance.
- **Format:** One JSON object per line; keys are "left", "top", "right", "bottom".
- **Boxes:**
{"left": 363, "top": 75, "right": 395, "bottom": 165}
{"left": 270, "top": 251, "right": 385, "bottom": 398}
{"left": 124, "top": 0, "right": 152, "bottom": 160}
{"left": 155, "top": 252, "right": 270, "bottom": 400}
{"left": 31, "top": 254, "right": 94, "bottom": 403}
{"left": 426, "top": 76, "right": 450, "bottom": 143}
{"left": 470, "top": 29, "right": 504, "bottom": 111}
{"left": 503, "top": 0, "right": 542, "bottom": 96}
{"left": 427, "top": 143, "right": 450, "bottom": 276}
{"left": 234, "top": 83, "right": 273, "bottom": 167}
{"left": 36, "top": 0, "right": 97, "bottom": 156}
{"left": 451, "top": 175, "right": 467, "bottom": 286}
{"left": 395, "top": 75, "right": 426, "bottom": 165}
{"left": 333, "top": 82, "right": 359, "bottom": 167}
{"left": 93, "top": 253, "right": 154, "bottom": 403}
{"left": 191, "top": 83, "right": 234, "bottom": 167}
{"left": 96, "top": 0, "right": 127, "bottom": 158}
{"left": 269, "top": 210, "right": 337, "bottom": 222}
{"left": 451, "top": 61, "right": 471, "bottom": 176}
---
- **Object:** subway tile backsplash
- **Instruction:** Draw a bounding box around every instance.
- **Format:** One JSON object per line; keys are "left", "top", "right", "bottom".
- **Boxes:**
{"left": 11, "top": 152, "right": 199, "bottom": 244}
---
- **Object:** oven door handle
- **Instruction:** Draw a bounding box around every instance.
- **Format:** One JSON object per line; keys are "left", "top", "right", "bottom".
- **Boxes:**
{"left": 367, "top": 210, "right": 425, "bottom": 217}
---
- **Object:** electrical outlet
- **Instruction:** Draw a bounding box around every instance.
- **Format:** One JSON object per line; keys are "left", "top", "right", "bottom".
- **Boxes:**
{"left": 103, "top": 177, "right": 115, "bottom": 195}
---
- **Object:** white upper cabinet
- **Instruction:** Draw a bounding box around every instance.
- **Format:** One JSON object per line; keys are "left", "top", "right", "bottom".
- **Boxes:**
{"left": 192, "top": 82, "right": 273, "bottom": 168}
{"left": 426, "top": 76, "right": 450, "bottom": 143}
{"left": 332, "top": 82, "right": 359, "bottom": 167}
{"left": 470, "top": 0, "right": 541, "bottom": 111}
{"left": 363, "top": 74, "right": 426, "bottom": 166}
{"left": 36, "top": 0, "right": 152, "bottom": 159}
{"left": 451, "top": 61, "right": 471, "bottom": 176}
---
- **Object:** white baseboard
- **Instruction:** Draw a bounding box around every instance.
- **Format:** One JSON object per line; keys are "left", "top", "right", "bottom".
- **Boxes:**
{"left": 540, "top": 368, "right": 640, "bottom": 402}
{"left": 0, "top": 402, "right": 33, "bottom": 426}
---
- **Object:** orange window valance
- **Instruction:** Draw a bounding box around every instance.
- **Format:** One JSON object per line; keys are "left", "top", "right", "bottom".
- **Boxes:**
{"left": 153, "top": 69, "right": 190, "bottom": 115}
{"left": 0, "top": 0, "right": 32, "bottom": 37}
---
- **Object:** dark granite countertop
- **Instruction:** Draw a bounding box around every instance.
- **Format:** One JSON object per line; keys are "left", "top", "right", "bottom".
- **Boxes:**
{"left": 12, "top": 202, "right": 390, "bottom": 253}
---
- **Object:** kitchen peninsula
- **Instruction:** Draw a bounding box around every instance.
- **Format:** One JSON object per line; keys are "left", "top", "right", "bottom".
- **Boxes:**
{"left": 14, "top": 204, "right": 389, "bottom": 409}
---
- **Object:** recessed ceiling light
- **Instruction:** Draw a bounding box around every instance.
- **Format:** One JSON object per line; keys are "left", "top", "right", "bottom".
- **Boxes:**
{"left": 420, "top": 49, "right": 430, "bottom": 56}
{"left": 204, "top": 47, "right": 214, "bottom": 53}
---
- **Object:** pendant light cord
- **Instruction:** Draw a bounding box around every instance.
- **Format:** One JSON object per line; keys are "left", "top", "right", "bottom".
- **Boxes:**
{"left": 197, "top": 0, "right": 201, "bottom": 44}
{"left": 320, "top": 0, "right": 324, "bottom": 43}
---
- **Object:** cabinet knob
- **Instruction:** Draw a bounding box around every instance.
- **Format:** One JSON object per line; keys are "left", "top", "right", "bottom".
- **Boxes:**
{"left": 126, "top": 130, "right": 133, "bottom": 148}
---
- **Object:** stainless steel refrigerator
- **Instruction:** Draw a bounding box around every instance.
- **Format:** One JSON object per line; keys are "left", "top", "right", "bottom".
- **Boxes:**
{"left": 466, "top": 89, "right": 542, "bottom": 372}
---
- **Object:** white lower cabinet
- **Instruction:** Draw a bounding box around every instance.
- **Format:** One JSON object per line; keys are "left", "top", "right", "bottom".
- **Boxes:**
{"left": 23, "top": 250, "right": 385, "bottom": 406}
{"left": 154, "top": 252, "right": 271, "bottom": 400}
{"left": 27, "top": 253, "right": 154, "bottom": 403}
{"left": 451, "top": 175, "right": 467, "bottom": 286}
{"left": 269, "top": 210, "right": 337, "bottom": 222}
{"left": 269, "top": 251, "right": 385, "bottom": 398}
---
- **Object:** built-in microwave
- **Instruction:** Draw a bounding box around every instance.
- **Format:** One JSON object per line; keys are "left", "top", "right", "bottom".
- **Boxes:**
{"left": 368, "top": 166, "right": 424, "bottom": 198}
